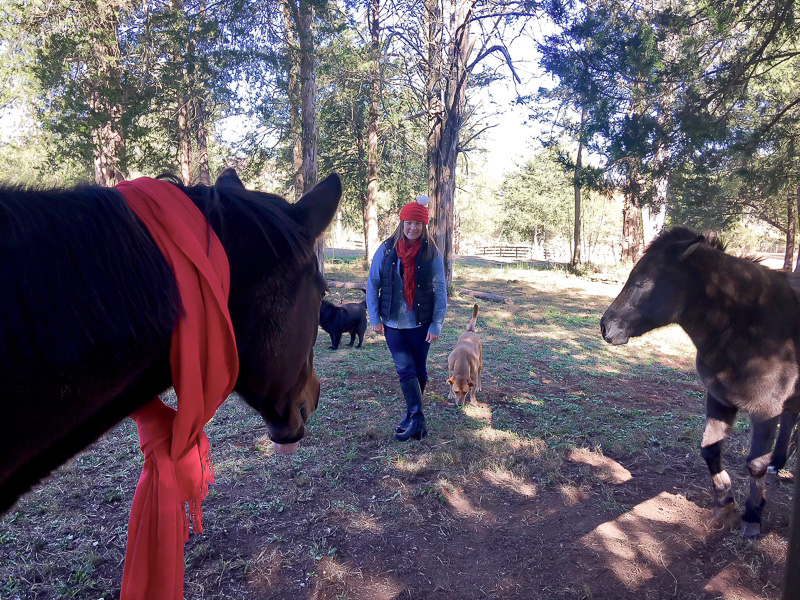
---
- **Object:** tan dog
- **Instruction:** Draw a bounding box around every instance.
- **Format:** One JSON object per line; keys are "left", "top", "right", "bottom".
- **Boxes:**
{"left": 447, "top": 304, "right": 482, "bottom": 406}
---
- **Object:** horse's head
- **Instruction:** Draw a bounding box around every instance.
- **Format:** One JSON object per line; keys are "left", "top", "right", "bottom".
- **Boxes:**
{"left": 601, "top": 228, "right": 706, "bottom": 345}
{"left": 210, "top": 170, "right": 341, "bottom": 452}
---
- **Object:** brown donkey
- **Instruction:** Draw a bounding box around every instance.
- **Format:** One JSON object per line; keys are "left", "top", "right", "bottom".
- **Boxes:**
{"left": 601, "top": 227, "right": 799, "bottom": 537}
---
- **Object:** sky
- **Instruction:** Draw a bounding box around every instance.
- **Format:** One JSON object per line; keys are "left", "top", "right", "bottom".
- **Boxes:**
{"left": 478, "top": 85, "right": 543, "bottom": 177}
{"left": 469, "top": 23, "right": 555, "bottom": 177}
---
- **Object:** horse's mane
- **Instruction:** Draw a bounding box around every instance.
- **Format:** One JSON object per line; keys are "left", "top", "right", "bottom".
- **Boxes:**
{"left": 646, "top": 227, "right": 726, "bottom": 254}
{"left": 160, "top": 175, "right": 311, "bottom": 265}
{"left": 647, "top": 226, "right": 764, "bottom": 264}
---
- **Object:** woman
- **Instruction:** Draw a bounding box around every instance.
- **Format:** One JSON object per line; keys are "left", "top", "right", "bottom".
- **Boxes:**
{"left": 366, "top": 195, "right": 448, "bottom": 441}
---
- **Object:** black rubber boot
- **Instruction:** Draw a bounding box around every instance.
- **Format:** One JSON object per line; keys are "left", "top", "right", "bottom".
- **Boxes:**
{"left": 394, "top": 378, "right": 427, "bottom": 433}
{"left": 393, "top": 379, "right": 427, "bottom": 442}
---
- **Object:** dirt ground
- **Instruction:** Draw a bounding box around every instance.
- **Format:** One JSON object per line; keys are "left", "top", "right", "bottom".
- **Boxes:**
{"left": 0, "top": 256, "right": 794, "bottom": 599}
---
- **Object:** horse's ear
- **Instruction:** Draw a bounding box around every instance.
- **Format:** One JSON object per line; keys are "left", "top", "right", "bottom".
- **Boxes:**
{"left": 293, "top": 173, "right": 342, "bottom": 239}
{"left": 675, "top": 236, "right": 704, "bottom": 261}
{"left": 216, "top": 168, "right": 246, "bottom": 189}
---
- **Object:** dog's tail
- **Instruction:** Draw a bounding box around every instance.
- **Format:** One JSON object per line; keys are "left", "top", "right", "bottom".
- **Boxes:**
{"left": 466, "top": 303, "right": 478, "bottom": 332}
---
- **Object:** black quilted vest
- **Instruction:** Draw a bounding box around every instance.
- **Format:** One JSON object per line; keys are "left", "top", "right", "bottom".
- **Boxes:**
{"left": 379, "top": 237, "right": 435, "bottom": 326}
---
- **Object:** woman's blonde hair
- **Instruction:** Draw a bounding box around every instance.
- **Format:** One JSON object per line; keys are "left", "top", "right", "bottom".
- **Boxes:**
{"left": 389, "top": 221, "right": 439, "bottom": 261}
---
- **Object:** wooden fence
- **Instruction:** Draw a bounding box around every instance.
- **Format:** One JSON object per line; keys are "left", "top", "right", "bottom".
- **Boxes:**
{"left": 477, "top": 246, "right": 533, "bottom": 259}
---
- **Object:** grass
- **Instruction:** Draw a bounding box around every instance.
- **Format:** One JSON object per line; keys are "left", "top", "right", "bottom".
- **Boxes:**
{"left": 0, "top": 253, "right": 789, "bottom": 600}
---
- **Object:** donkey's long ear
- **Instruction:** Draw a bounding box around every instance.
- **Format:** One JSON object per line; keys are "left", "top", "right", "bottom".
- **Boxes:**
{"left": 293, "top": 173, "right": 342, "bottom": 239}
{"left": 216, "top": 168, "right": 246, "bottom": 189}
{"left": 673, "top": 236, "right": 705, "bottom": 261}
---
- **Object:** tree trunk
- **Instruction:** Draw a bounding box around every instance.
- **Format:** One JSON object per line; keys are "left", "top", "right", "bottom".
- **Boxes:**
{"left": 298, "top": 0, "right": 322, "bottom": 270}
{"left": 282, "top": 0, "right": 303, "bottom": 200}
{"left": 786, "top": 187, "right": 797, "bottom": 270}
{"left": 426, "top": 0, "right": 471, "bottom": 289}
{"left": 194, "top": 97, "right": 210, "bottom": 185}
{"left": 572, "top": 105, "right": 586, "bottom": 267}
{"left": 645, "top": 126, "right": 670, "bottom": 247}
{"left": 177, "top": 92, "right": 193, "bottom": 186}
{"left": 364, "top": 0, "right": 380, "bottom": 261}
{"left": 622, "top": 193, "right": 641, "bottom": 262}
{"left": 425, "top": 0, "right": 443, "bottom": 239}
{"left": 188, "top": 0, "right": 209, "bottom": 185}
{"left": 171, "top": 0, "right": 193, "bottom": 185}
{"left": 91, "top": 0, "right": 124, "bottom": 187}
{"left": 794, "top": 185, "right": 800, "bottom": 273}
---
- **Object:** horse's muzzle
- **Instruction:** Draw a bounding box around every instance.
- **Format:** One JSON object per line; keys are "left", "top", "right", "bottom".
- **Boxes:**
{"left": 600, "top": 315, "right": 629, "bottom": 345}
{"left": 267, "top": 369, "right": 320, "bottom": 445}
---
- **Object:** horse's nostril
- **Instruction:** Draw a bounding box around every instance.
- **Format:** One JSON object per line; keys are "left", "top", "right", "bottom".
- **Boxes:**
{"left": 600, "top": 321, "right": 606, "bottom": 338}
{"left": 300, "top": 402, "right": 309, "bottom": 422}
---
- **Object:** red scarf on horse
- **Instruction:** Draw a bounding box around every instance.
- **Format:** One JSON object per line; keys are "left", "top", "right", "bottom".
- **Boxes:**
{"left": 117, "top": 178, "right": 239, "bottom": 600}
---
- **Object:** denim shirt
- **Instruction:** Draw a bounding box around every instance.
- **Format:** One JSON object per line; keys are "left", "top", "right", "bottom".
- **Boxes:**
{"left": 366, "top": 241, "right": 447, "bottom": 336}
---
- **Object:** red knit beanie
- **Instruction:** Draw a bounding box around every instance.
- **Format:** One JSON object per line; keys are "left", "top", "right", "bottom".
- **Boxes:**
{"left": 399, "top": 195, "right": 431, "bottom": 223}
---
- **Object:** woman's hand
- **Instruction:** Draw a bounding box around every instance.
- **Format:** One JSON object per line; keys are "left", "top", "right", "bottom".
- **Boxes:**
{"left": 372, "top": 323, "right": 384, "bottom": 335}
{"left": 426, "top": 332, "right": 439, "bottom": 344}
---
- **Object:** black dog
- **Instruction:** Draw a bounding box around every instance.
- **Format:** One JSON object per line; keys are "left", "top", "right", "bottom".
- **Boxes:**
{"left": 319, "top": 299, "right": 367, "bottom": 350}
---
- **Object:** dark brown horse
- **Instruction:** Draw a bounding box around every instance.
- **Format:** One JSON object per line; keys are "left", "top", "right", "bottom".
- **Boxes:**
{"left": 601, "top": 227, "right": 799, "bottom": 537}
{"left": 0, "top": 168, "right": 341, "bottom": 515}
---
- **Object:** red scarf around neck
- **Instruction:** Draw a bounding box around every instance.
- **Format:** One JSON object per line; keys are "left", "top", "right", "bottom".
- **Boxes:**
{"left": 116, "top": 178, "right": 239, "bottom": 600}
{"left": 396, "top": 236, "right": 422, "bottom": 311}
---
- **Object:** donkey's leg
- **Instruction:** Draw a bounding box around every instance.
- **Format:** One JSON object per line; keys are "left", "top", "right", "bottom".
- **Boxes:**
{"left": 742, "top": 414, "right": 780, "bottom": 537}
{"left": 700, "top": 393, "right": 738, "bottom": 521}
{"left": 767, "top": 412, "right": 798, "bottom": 485}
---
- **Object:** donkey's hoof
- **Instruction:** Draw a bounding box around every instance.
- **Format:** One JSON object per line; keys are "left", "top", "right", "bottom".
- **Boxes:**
{"left": 740, "top": 521, "right": 761, "bottom": 538}
{"left": 765, "top": 466, "right": 779, "bottom": 487}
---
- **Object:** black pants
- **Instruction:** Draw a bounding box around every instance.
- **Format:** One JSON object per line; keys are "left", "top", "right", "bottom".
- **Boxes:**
{"left": 384, "top": 325, "right": 430, "bottom": 383}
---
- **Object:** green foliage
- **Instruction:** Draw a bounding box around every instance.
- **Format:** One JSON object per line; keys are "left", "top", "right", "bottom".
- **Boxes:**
{"left": 497, "top": 147, "right": 621, "bottom": 263}
{"left": 537, "top": 0, "right": 800, "bottom": 243}
{"left": 315, "top": 18, "right": 426, "bottom": 234}
{"left": 500, "top": 148, "right": 574, "bottom": 245}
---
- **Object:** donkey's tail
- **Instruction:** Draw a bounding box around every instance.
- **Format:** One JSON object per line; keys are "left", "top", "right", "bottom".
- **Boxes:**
{"left": 466, "top": 303, "right": 478, "bottom": 332}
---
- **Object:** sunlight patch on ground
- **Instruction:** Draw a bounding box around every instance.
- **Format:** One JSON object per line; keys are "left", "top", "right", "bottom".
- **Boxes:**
{"left": 629, "top": 325, "right": 694, "bottom": 357}
{"left": 704, "top": 565, "right": 768, "bottom": 600}
{"left": 482, "top": 469, "right": 538, "bottom": 497}
{"left": 568, "top": 448, "right": 632, "bottom": 484}
{"left": 509, "top": 437, "right": 549, "bottom": 458}
{"left": 347, "top": 512, "right": 382, "bottom": 534}
{"left": 462, "top": 402, "right": 492, "bottom": 423}
{"left": 311, "top": 557, "right": 407, "bottom": 600}
{"left": 533, "top": 330, "right": 586, "bottom": 341}
{"left": 514, "top": 391, "right": 545, "bottom": 407}
{"left": 246, "top": 547, "right": 287, "bottom": 592}
{"left": 592, "top": 364, "right": 624, "bottom": 375}
{"left": 442, "top": 485, "right": 489, "bottom": 520}
{"left": 559, "top": 483, "right": 590, "bottom": 505}
{"left": 581, "top": 491, "right": 709, "bottom": 591}
{"left": 471, "top": 427, "right": 520, "bottom": 444}
{"left": 390, "top": 453, "right": 433, "bottom": 474}
{"left": 507, "top": 329, "right": 549, "bottom": 339}
{"left": 485, "top": 308, "right": 514, "bottom": 321}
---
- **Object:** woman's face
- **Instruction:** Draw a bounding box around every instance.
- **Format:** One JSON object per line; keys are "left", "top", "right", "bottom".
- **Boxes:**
{"left": 403, "top": 220, "right": 424, "bottom": 241}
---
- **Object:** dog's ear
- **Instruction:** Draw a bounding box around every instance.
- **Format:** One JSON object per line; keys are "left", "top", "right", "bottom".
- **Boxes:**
{"left": 468, "top": 381, "right": 474, "bottom": 388}
{"left": 446, "top": 377, "right": 454, "bottom": 385}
